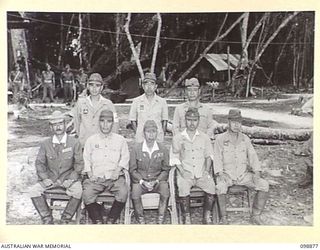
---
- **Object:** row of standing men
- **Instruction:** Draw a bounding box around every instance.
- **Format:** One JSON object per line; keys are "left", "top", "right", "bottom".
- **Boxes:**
{"left": 29, "top": 72, "right": 269, "bottom": 225}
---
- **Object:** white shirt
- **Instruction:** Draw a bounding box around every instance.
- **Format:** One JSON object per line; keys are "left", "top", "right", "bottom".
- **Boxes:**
{"left": 142, "top": 140, "right": 159, "bottom": 158}
{"left": 52, "top": 133, "right": 67, "bottom": 146}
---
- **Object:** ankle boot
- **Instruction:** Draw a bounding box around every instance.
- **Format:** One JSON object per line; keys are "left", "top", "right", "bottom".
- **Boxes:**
{"left": 202, "top": 193, "right": 215, "bottom": 224}
{"left": 180, "top": 196, "right": 191, "bottom": 224}
{"left": 60, "top": 197, "right": 81, "bottom": 224}
{"left": 86, "top": 203, "right": 103, "bottom": 224}
{"left": 106, "top": 200, "right": 126, "bottom": 224}
{"left": 158, "top": 196, "right": 169, "bottom": 224}
{"left": 132, "top": 198, "right": 145, "bottom": 224}
{"left": 31, "top": 195, "right": 53, "bottom": 224}
{"left": 251, "top": 191, "right": 268, "bottom": 225}
{"left": 217, "top": 194, "right": 228, "bottom": 225}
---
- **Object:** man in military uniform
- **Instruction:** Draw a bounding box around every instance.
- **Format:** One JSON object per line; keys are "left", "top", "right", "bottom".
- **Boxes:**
{"left": 8, "top": 63, "right": 25, "bottom": 103}
{"left": 82, "top": 109, "right": 129, "bottom": 224}
{"left": 129, "top": 120, "right": 170, "bottom": 224}
{"left": 129, "top": 72, "right": 168, "bottom": 143}
{"left": 60, "top": 64, "right": 75, "bottom": 103}
{"left": 172, "top": 77, "right": 217, "bottom": 138}
{"left": 170, "top": 108, "right": 216, "bottom": 224}
{"left": 213, "top": 109, "right": 269, "bottom": 225}
{"left": 76, "top": 67, "right": 88, "bottom": 98}
{"left": 29, "top": 111, "right": 83, "bottom": 224}
{"left": 73, "top": 73, "right": 119, "bottom": 148}
{"left": 41, "top": 63, "right": 55, "bottom": 103}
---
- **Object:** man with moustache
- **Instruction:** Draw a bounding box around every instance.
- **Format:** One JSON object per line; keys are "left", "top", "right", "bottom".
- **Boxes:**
{"left": 82, "top": 109, "right": 129, "bottom": 224}
{"left": 170, "top": 108, "right": 216, "bottom": 224}
{"left": 129, "top": 72, "right": 168, "bottom": 143}
{"left": 129, "top": 120, "right": 170, "bottom": 224}
{"left": 29, "top": 110, "right": 83, "bottom": 224}
{"left": 213, "top": 109, "right": 269, "bottom": 225}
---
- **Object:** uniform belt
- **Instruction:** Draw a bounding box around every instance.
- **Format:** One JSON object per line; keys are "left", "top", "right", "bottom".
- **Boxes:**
{"left": 65, "top": 80, "right": 72, "bottom": 83}
{"left": 44, "top": 80, "right": 53, "bottom": 83}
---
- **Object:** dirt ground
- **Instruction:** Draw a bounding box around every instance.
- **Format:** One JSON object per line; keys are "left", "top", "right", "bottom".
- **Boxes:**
{"left": 6, "top": 96, "right": 313, "bottom": 225}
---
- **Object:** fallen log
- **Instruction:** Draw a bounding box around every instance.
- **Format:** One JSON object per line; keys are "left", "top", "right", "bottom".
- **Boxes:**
{"left": 166, "top": 121, "right": 311, "bottom": 141}
{"left": 251, "top": 139, "right": 287, "bottom": 145}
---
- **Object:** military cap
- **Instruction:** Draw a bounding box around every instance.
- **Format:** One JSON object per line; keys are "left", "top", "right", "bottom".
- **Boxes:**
{"left": 49, "top": 110, "right": 65, "bottom": 124}
{"left": 143, "top": 72, "right": 157, "bottom": 83}
{"left": 185, "top": 78, "right": 200, "bottom": 88}
{"left": 65, "top": 64, "right": 70, "bottom": 69}
{"left": 185, "top": 107, "right": 200, "bottom": 118}
{"left": 88, "top": 73, "right": 104, "bottom": 85}
{"left": 99, "top": 109, "right": 114, "bottom": 120}
{"left": 228, "top": 109, "right": 242, "bottom": 121}
{"left": 143, "top": 120, "right": 158, "bottom": 131}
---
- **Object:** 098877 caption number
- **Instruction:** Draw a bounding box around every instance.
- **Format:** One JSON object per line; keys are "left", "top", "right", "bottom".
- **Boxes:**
{"left": 300, "top": 244, "right": 318, "bottom": 248}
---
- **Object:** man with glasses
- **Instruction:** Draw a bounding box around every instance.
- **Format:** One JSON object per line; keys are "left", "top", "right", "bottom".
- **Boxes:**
{"left": 73, "top": 73, "right": 119, "bottom": 148}
{"left": 129, "top": 72, "right": 168, "bottom": 143}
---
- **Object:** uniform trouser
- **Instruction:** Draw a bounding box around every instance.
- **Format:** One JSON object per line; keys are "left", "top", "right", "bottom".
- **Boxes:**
{"left": 12, "top": 82, "right": 23, "bottom": 103}
{"left": 42, "top": 84, "right": 54, "bottom": 102}
{"left": 131, "top": 181, "right": 170, "bottom": 200}
{"left": 63, "top": 82, "right": 73, "bottom": 102}
{"left": 177, "top": 173, "right": 216, "bottom": 197}
{"left": 216, "top": 172, "right": 269, "bottom": 195}
{"left": 29, "top": 181, "right": 83, "bottom": 199}
{"left": 82, "top": 176, "right": 128, "bottom": 205}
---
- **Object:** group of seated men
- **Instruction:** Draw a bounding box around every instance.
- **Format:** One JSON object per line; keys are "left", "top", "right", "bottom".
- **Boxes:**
{"left": 28, "top": 72, "right": 269, "bottom": 226}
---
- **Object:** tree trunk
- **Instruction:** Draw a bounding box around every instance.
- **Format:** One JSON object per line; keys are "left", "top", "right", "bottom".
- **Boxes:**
{"left": 150, "top": 13, "right": 162, "bottom": 74}
{"left": 57, "top": 14, "right": 64, "bottom": 67}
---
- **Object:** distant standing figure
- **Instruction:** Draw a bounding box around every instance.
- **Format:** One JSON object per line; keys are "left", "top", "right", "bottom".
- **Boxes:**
{"left": 129, "top": 72, "right": 168, "bottom": 143}
{"left": 76, "top": 67, "right": 88, "bottom": 98}
{"left": 41, "top": 63, "right": 55, "bottom": 102}
{"left": 8, "top": 63, "right": 25, "bottom": 103}
{"left": 60, "top": 64, "right": 75, "bottom": 103}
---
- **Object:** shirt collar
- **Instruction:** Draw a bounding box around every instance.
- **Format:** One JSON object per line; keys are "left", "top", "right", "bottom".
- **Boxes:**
{"left": 52, "top": 133, "right": 67, "bottom": 145}
{"left": 142, "top": 93, "right": 158, "bottom": 103}
{"left": 185, "top": 101, "right": 202, "bottom": 108}
{"left": 142, "top": 140, "right": 159, "bottom": 157}
{"left": 181, "top": 129, "right": 200, "bottom": 142}
{"left": 87, "top": 95, "right": 102, "bottom": 106}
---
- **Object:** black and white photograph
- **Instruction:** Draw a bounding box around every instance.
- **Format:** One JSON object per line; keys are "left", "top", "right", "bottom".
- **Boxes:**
{"left": 6, "top": 10, "right": 314, "bottom": 228}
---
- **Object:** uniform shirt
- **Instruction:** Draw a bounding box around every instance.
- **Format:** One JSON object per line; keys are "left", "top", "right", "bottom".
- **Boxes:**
{"left": 35, "top": 133, "right": 83, "bottom": 183}
{"left": 129, "top": 140, "right": 170, "bottom": 183}
{"left": 73, "top": 95, "right": 118, "bottom": 146}
{"left": 213, "top": 131, "right": 261, "bottom": 180}
{"left": 172, "top": 101, "right": 218, "bottom": 138}
{"left": 83, "top": 132, "right": 129, "bottom": 179}
{"left": 170, "top": 129, "right": 213, "bottom": 178}
{"left": 129, "top": 94, "right": 168, "bottom": 142}
{"left": 61, "top": 71, "right": 74, "bottom": 84}
{"left": 42, "top": 70, "right": 55, "bottom": 85}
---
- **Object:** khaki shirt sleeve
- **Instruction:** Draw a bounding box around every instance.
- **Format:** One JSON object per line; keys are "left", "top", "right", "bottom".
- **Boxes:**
{"left": 129, "top": 99, "right": 137, "bottom": 121}
{"left": 161, "top": 99, "right": 169, "bottom": 121}
{"left": 206, "top": 108, "right": 216, "bottom": 139}
{"left": 213, "top": 136, "right": 224, "bottom": 174}
{"left": 169, "top": 135, "right": 182, "bottom": 166}
{"left": 72, "top": 102, "right": 81, "bottom": 136}
{"left": 172, "top": 106, "right": 180, "bottom": 136}
{"left": 82, "top": 138, "right": 92, "bottom": 174}
{"left": 204, "top": 135, "right": 214, "bottom": 160}
{"left": 119, "top": 138, "right": 130, "bottom": 170}
{"left": 246, "top": 136, "right": 261, "bottom": 172}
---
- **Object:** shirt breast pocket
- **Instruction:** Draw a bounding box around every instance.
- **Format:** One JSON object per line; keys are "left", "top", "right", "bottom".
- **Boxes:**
{"left": 46, "top": 153, "right": 56, "bottom": 163}
{"left": 108, "top": 148, "right": 120, "bottom": 164}
{"left": 63, "top": 151, "right": 73, "bottom": 161}
{"left": 92, "top": 148, "right": 105, "bottom": 163}
{"left": 223, "top": 146, "right": 233, "bottom": 164}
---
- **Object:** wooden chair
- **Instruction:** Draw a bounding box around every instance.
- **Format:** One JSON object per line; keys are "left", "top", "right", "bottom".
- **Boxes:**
{"left": 127, "top": 168, "right": 179, "bottom": 224}
{"left": 44, "top": 187, "right": 82, "bottom": 224}
{"left": 226, "top": 185, "right": 252, "bottom": 214}
{"left": 83, "top": 170, "right": 131, "bottom": 224}
{"left": 169, "top": 167, "right": 219, "bottom": 224}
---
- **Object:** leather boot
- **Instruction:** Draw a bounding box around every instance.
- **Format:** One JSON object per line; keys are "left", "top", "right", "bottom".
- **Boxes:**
{"left": 180, "top": 196, "right": 191, "bottom": 224}
{"left": 31, "top": 195, "right": 53, "bottom": 224}
{"left": 217, "top": 194, "right": 228, "bottom": 225}
{"left": 202, "top": 193, "right": 215, "bottom": 224}
{"left": 86, "top": 203, "right": 103, "bottom": 224}
{"left": 60, "top": 197, "right": 81, "bottom": 224}
{"left": 299, "top": 165, "right": 313, "bottom": 188}
{"left": 132, "top": 198, "right": 145, "bottom": 224}
{"left": 251, "top": 191, "right": 268, "bottom": 225}
{"left": 105, "top": 200, "right": 126, "bottom": 224}
{"left": 158, "top": 196, "right": 169, "bottom": 224}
